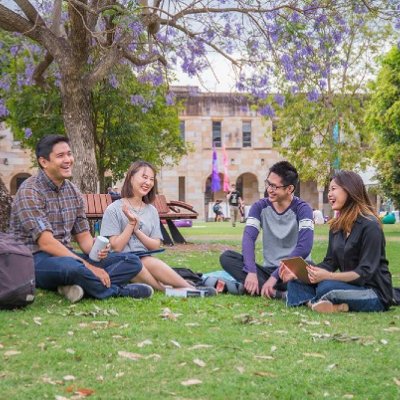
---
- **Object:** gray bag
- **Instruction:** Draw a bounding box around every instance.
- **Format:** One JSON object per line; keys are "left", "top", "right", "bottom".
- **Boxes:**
{"left": 0, "top": 233, "right": 35, "bottom": 309}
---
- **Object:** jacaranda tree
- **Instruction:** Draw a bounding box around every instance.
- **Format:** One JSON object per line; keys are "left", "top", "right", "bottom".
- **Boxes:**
{"left": 266, "top": 8, "right": 395, "bottom": 187}
{"left": 1, "top": 31, "right": 186, "bottom": 192}
{"left": 0, "top": 1, "right": 399, "bottom": 191}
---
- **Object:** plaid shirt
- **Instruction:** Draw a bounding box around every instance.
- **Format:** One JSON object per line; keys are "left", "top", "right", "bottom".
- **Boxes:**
{"left": 9, "top": 169, "right": 89, "bottom": 253}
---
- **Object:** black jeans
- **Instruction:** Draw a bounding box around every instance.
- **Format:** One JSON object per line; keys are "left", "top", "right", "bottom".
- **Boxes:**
{"left": 219, "top": 250, "right": 286, "bottom": 293}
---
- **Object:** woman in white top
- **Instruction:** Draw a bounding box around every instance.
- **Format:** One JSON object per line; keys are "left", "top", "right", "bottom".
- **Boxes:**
{"left": 101, "top": 161, "right": 194, "bottom": 292}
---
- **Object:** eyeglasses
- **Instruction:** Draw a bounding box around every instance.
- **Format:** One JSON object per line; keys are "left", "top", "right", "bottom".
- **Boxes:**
{"left": 264, "top": 180, "right": 289, "bottom": 191}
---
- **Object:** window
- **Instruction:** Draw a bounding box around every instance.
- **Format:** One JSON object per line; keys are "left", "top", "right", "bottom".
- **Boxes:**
{"left": 242, "top": 121, "right": 251, "bottom": 147}
{"left": 212, "top": 121, "right": 222, "bottom": 147}
{"left": 179, "top": 176, "right": 185, "bottom": 202}
{"left": 179, "top": 120, "right": 185, "bottom": 141}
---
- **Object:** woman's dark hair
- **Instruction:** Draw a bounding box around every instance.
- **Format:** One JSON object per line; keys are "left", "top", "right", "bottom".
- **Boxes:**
{"left": 329, "top": 170, "right": 380, "bottom": 233}
{"left": 121, "top": 161, "right": 157, "bottom": 204}
{"left": 268, "top": 161, "right": 299, "bottom": 192}
{"left": 36, "top": 135, "right": 70, "bottom": 168}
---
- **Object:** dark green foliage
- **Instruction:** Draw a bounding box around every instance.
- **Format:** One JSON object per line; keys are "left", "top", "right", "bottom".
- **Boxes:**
{"left": 366, "top": 46, "right": 400, "bottom": 208}
{"left": 273, "top": 92, "right": 368, "bottom": 186}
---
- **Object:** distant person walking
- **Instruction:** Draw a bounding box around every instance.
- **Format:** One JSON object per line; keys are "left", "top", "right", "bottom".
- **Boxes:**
{"left": 227, "top": 183, "right": 243, "bottom": 227}
{"left": 213, "top": 200, "right": 224, "bottom": 222}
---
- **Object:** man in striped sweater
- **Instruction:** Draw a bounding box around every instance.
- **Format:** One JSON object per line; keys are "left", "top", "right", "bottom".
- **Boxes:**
{"left": 220, "top": 161, "right": 314, "bottom": 298}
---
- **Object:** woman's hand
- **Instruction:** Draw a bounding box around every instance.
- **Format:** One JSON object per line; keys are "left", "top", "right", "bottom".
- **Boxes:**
{"left": 279, "top": 261, "right": 297, "bottom": 283}
{"left": 122, "top": 203, "right": 140, "bottom": 232}
{"left": 306, "top": 265, "right": 332, "bottom": 283}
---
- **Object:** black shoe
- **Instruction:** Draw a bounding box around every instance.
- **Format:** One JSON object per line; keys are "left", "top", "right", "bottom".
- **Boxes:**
{"left": 121, "top": 283, "right": 154, "bottom": 299}
{"left": 274, "top": 290, "right": 287, "bottom": 300}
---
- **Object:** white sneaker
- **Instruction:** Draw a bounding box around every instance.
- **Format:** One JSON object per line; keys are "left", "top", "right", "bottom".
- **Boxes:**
{"left": 57, "top": 285, "right": 84, "bottom": 303}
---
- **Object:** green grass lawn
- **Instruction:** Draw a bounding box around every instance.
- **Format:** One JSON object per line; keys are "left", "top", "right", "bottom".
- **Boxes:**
{"left": 1, "top": 223, "right": 399, "bottom": 399}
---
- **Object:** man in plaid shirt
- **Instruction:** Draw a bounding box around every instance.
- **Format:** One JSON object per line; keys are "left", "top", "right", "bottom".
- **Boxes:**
{"left": 10, "top": 135, "right": 153, "bottom": 302}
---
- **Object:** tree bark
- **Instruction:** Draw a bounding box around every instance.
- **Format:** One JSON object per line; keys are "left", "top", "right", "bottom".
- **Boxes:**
{"left": 60, "top": 74, "right": 98, "bottom": 193}
{"left": 0, "top": 176, "right": 12, "bottom": 232}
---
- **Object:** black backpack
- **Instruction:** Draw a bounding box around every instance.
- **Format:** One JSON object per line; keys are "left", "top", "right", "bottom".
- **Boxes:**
{"left": 0, "top": 233, "right": 35, "bottom": 309}
{"left": 393, "top": 288, "right": 400, "bottom": 306}
{"left": 172, "top": 267, "right": 204, "bottom": 286}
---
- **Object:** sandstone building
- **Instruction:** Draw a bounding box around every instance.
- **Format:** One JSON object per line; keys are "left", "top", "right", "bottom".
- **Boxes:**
{"left": 1, "top": 88, "right": 336, "bottom": 221}
{"left": 0, "top": 123, "right": 37, "bottom": 195}
{"left": 158, "top": 87, "right": 323, "bottom": 220}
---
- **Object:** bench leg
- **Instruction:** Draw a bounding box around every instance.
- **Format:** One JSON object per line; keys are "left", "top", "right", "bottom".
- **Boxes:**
{"left": 166, "top": 220, "right": 187, "bottom": 244}
{"left": 160, "top": 222, "right": 174, "bottom": 246}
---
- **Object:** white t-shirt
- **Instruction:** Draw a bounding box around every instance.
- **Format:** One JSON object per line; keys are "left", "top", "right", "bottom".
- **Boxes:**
{"left": 100, "top": 199, "right": 163, "bottom": 252}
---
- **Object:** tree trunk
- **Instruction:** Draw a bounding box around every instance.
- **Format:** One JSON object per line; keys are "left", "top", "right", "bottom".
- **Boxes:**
{"left": 60, "top": 75, "right": 98, "bottom": 193}
{"left": 98, "top": 163, "right": 106, "bottom": 194}
{"left": 0, "top": 176, "right": 12, "bottom": 232}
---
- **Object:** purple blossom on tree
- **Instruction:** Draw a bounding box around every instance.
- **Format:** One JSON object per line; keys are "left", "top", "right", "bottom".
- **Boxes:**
{"left": 10, "top": 46, "right": 18, "bottom": 57}
{"left": 130, "top": 95, "right": 145, "bottom": 106}
{"left": 109, "top": 75, "right": 119, "bottom": 89}
{"left": 307, "top": 89, "right": 319, "bottom": 102}
{"left": 0, "top": 79, "right": 10, "bottom": 92}
{"left": 24, "top": 128, "right": 32, "bottom": 139}
{"left": 165, "top": 92, "right": 175, "bottom": 106}
{"left": 0, "top": 99, "right": 9, "bottom": 118}
{"left": 274, "top": 94, "right": 285, "bottom": 108}
{"left": 259, "top": 104, "right": 275, "bottom": 117}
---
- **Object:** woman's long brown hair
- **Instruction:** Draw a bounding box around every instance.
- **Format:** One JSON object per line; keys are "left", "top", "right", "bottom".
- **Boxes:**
{"left": 329, "top": 170, "right": 380, "bottom": 233}
{"left": 120, "top": 161, "right": 157, "bottom": 204}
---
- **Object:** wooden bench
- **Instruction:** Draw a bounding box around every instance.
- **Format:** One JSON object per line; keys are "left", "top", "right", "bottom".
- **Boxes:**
{"left": 82, "top": 193, "right": 113, "bottom": 234}
{"left": 83, "top": 193, "right": 113, "bottom": 220}
{"left": 152, "top": 195, "right": 198, "bottom": 245}
{"left": 82, "top": 193, "right": 198, "bottom": 245}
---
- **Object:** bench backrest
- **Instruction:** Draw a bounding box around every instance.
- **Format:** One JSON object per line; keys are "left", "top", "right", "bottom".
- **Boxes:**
{"left": 83, "top": 193, "right": 113, "bottom": 219}
{"left": 153, "top": 195, "right": 198, "bottom": 219}
{"left": 82, "top": 193, "right": 198, "bottom": 220}
{"left": 152, "top": 194, "right": 171, "bottom": 214}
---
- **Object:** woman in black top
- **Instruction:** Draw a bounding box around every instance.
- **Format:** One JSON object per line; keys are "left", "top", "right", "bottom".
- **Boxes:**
{"left": 280, "top": 170, "right": 393, "bottom": 313}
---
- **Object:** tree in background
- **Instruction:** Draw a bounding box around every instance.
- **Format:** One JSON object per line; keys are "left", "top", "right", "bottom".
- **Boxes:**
{"left": 92, "top": 68, "right": 186, "bottom": 191}
{"left": 261, "top": 6, "right": 394, "bottom": 188}
{"left": 0, "top": 176, "right": 12, "bottom": 233}
{"left": 1, "top": 32, "right": 186, "bottom": 191}
{"left": 0, "top": 1, "right": 398, "bottom": 192}
{"left": 366, "top": 46, "right": 400, "bottom": 209}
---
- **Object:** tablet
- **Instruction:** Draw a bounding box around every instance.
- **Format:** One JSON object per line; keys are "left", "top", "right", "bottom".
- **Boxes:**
{"left": 132, "top": 249, "right": 166, "bottom": 257}
{"left": 280, "top": 256, "right": 310, "bottom": 283}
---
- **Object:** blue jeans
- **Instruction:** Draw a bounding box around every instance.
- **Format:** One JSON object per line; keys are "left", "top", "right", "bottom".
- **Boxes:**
{"left": 34, "top": 251, "right": 142, "bottom": 299}
{"left": 287, "top": 280, "right": 385, "bottom": 312}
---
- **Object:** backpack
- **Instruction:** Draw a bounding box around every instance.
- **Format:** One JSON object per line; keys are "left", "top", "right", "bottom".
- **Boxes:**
{"left": 201, "top": 271, "right": 245, "bottom": 295}
{"left": 393, "top": 288, "right": 400, "bottom": 306}
{"left": 172, "top": 267, "right": 204, "bottom": 286}
{"left": 0, "top": 233, "right": 35, "bottom": 309}
{"left": 213, "top": 204, "right": 220, "bottom": 213}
